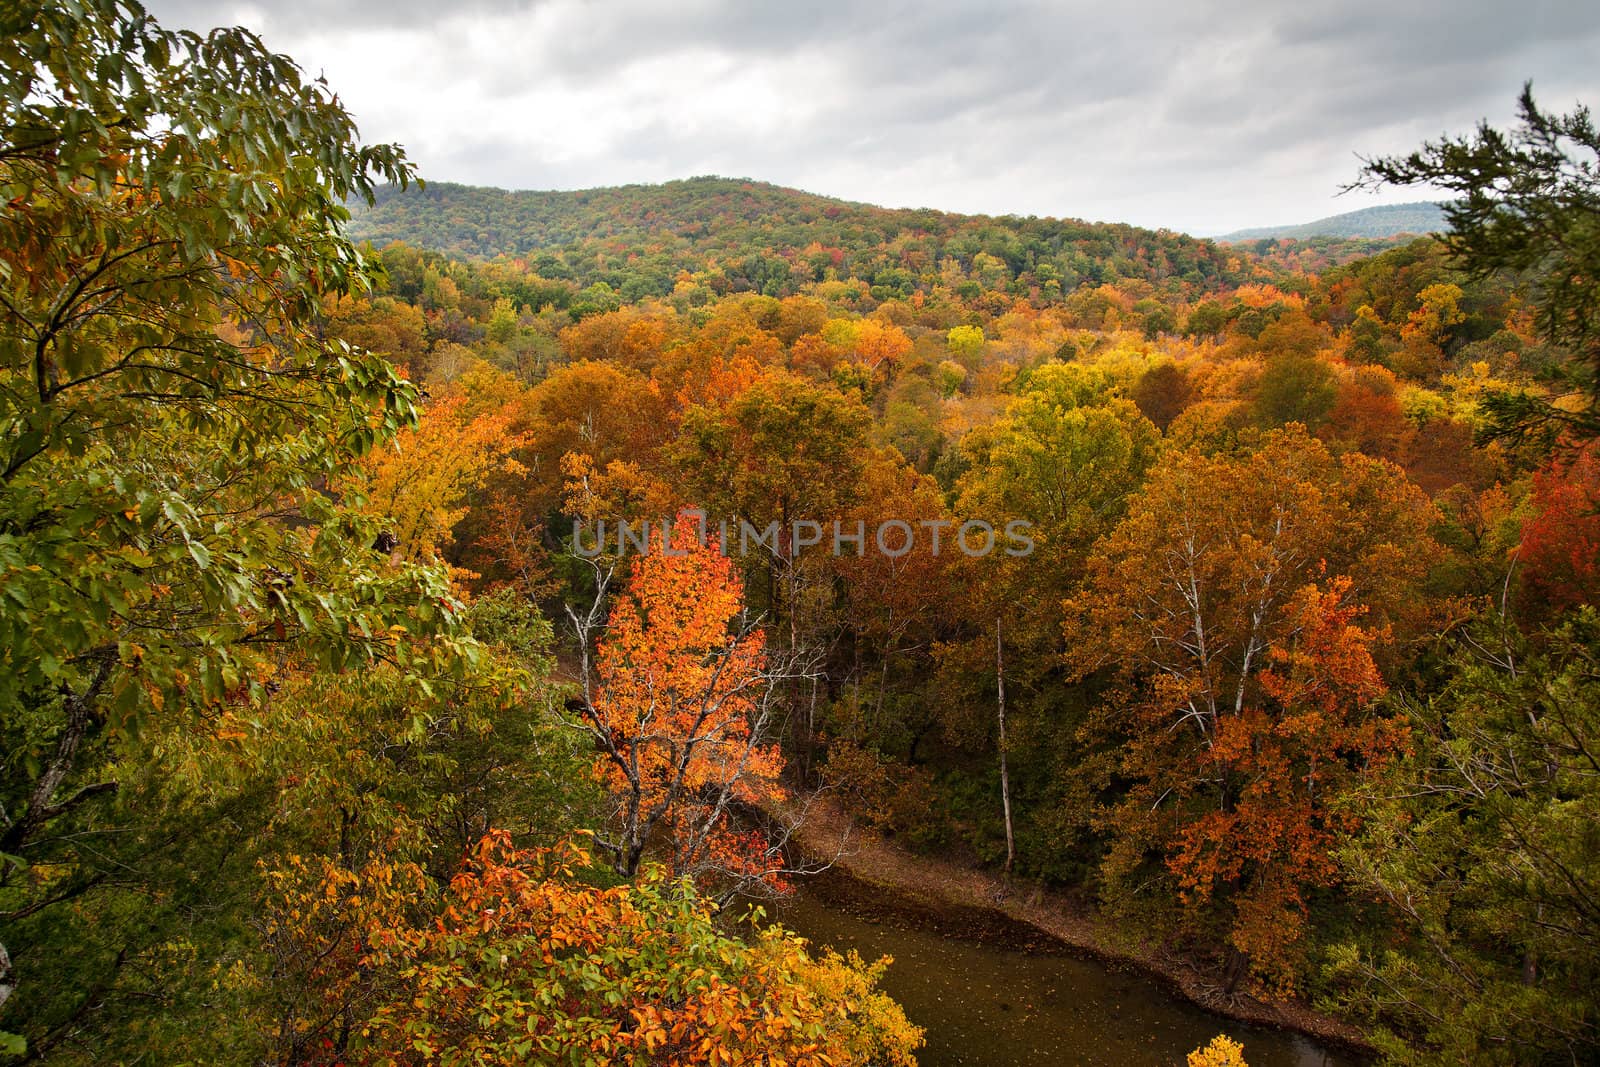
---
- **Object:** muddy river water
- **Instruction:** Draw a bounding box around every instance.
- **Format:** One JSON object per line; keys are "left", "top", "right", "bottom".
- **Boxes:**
{"left": 771, "top": 885, "right": 1358, "bottom": 1067}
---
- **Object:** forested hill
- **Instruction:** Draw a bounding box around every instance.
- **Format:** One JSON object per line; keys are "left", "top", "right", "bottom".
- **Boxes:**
{"left": 346, "top": 176, "right": 1254, "bottom": 303}
{"left": 1216, "top": 201, "right": 1446, "bottom": 241}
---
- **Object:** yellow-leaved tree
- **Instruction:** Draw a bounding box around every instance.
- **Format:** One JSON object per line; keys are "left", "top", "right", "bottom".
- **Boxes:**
{"left": 1189, "top": 1034, "right": 1249, "bottom": 1067}
{"left": 340, "top": 390, "right": 525, "bottom": 578}
{"left": 263, "top": 832, "right": 924, "bottom": 1067}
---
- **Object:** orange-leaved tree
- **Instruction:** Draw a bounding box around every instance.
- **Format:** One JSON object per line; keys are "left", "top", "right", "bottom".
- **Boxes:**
{"left": 564, "top": 512, "right": 803, "bottom": 897}
{"left": 1519, "top": 440, "right": 1600, "bottom": 618}
{"left": 1166, "top": 581, "right": 1406, "bottom": 993}
{"left": 1067, "top": 427, "right": 1435, "bottom": 991}
{"left": 263, "top": 833, "right": 923, "bottom": 1067}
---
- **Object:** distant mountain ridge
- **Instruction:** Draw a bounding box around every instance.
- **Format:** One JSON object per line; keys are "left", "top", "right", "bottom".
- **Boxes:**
{"left": 345, "top": 176, "right": 1258, "bottom": 302}
{"left": 1215, "top": 201, "right": 1446, "bottom": 242}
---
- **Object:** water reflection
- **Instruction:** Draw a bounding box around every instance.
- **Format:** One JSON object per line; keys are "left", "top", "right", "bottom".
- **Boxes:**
{"left": 772, "top": 886, "right": 1355, "bottom": 1067}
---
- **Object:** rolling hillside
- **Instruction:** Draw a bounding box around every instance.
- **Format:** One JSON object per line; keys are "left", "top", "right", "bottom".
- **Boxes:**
{"left": 1215, "top": 201, "right": 1446, "bottom": 242}
{"left": 345, "top": 177, "right": 1256, "bottom": 302}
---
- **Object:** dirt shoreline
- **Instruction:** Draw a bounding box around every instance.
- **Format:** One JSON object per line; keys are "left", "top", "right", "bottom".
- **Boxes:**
{"left": 785, "top": 795, "right": 1375, "bottom": 1058}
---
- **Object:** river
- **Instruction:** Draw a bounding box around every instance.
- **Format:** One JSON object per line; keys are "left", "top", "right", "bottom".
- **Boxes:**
{"left": 771, "top": 883, "right": 1358, "bottom": 1067}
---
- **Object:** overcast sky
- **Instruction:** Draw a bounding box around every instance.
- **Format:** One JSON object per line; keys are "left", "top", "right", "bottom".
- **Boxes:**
{"left": 144, "top": 0, "right": 1600, "bottom": 235}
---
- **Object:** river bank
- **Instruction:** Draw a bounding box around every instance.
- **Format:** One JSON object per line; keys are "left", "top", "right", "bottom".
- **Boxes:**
{"left": 785, "top": 795, "right": 1374, "bottom": 1058}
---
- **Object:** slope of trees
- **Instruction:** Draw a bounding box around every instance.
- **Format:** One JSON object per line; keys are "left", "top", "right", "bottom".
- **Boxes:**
{"left": 348, "top": 176, "right": 1256, "bottom": 305}
{"left": 1216, "top": 201, "right": 1446, "bottom": 242}
{"left": 4, "top": 6, "right": 1599, "bottom": 1062}
{"left": 308, "top": 88, "right": 1600, "bottom": 1064}
{"left": 0, "top": 5, "right": 921, "bottom": 1064}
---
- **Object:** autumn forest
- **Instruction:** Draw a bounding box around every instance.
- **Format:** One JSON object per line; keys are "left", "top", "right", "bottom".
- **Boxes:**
{"left": 3, "top": 3, "right": 1600, "bottom": 1065}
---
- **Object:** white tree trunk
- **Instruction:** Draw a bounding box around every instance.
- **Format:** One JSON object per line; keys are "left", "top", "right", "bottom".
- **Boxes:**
{"left": 997, "top": 617, "right": 1015, "bottom": 876}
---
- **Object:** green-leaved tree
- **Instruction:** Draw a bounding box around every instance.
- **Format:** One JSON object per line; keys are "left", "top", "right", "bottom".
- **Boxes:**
{"left": 0, "top": 2, "right": 471, "bottom": 1055}
{"left": 1355, "top": 85, "right": 1600, "bottom": 446}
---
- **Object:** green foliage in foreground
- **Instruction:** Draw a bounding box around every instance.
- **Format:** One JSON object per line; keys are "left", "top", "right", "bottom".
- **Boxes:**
{"left": 1358, "top": 84, "right": 1600, "bottom": 446}
{"left": 0, "top": 0, "right": 454, "bottom": 1056}
{"left": 0, "top": 6, "right": 921, "bottom": 1065}
{"left": 1332, "top": 610, "right": 1600, "bottom": 1064}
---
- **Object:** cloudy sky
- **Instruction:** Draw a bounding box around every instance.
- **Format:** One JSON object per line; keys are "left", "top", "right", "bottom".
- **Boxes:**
{"left": 145, "top": 0, "right": 1600, "bottom": 235}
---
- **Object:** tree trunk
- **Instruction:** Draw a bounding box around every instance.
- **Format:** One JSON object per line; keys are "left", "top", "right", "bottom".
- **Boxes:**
{"left": 1, "top": 655, "right": 114, "bottom": 862}
{"left": 1524, "top": 903, "right": 1541, "bottom": 984}
{"left": 0, "top": 938, "right": 13, "bottom": 1015}
{"left": 997, "top": 617, "right": 1015, "bottom": 876}
{"left": 1222, "top": 944, "right": 1250, "bottom": 994}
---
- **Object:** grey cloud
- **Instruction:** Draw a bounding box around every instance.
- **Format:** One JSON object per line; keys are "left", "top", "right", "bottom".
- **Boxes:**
{"left": 146, "top": 0, "right": 549, "bottom": 33}
{"left": 140, "top": 0, "right": 1600, "bottom": 234}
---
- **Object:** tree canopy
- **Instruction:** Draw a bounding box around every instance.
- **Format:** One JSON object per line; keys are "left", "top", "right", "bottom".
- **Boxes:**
{"left": 1357, "top": 84, "right": 1600, "bottom": 445}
